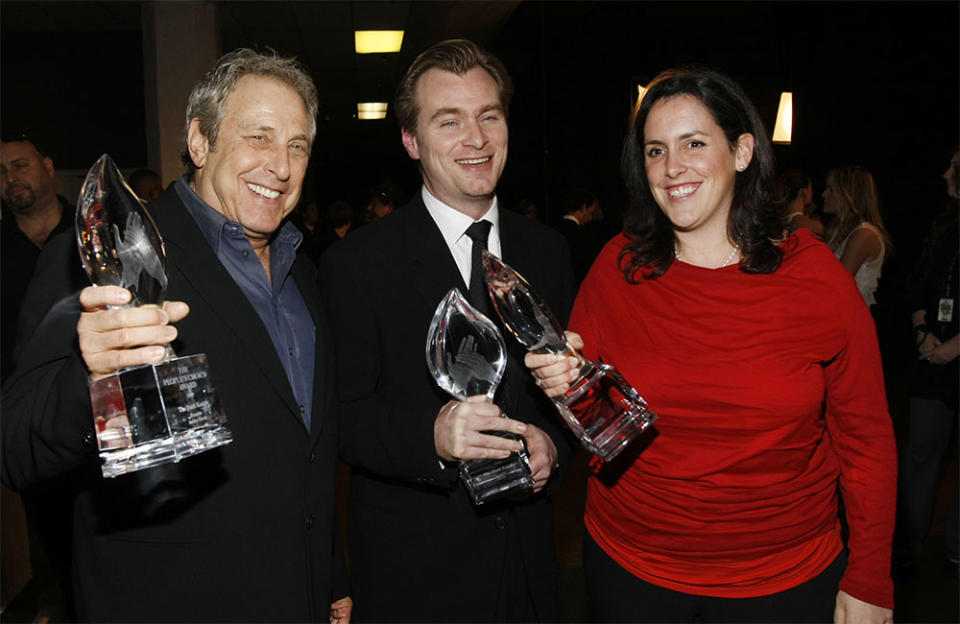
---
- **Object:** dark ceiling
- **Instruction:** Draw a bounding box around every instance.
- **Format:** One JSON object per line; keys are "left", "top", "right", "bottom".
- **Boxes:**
{"left": 2, "top": 1, "right": 520, "bottom": 135}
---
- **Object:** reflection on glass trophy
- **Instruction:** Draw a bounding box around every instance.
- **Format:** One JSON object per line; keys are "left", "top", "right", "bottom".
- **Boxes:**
{"left": 426, "top": 289, "right": 534, "bottom": 504}
{"left": 77, "top": 154, "right": 232, "bottom": 478}
{"left": 482, "top": 251, "right": 657, "bottom": 461}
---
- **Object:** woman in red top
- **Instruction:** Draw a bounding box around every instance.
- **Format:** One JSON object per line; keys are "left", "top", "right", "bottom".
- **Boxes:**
{"left": 528, "top": 68, "right": 896, "bottom": 623}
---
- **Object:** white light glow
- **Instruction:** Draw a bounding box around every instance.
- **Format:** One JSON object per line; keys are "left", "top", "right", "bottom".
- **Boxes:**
{"left": 772, "top": 92, "right": 793, "bottom": 144}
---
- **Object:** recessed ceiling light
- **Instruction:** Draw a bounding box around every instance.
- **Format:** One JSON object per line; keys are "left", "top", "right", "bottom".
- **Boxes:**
{"left": 355, "top": 30, "right": 404, "bottom": 54}
{"left": 357, "top": 102, "right": 388, "bottom": 120}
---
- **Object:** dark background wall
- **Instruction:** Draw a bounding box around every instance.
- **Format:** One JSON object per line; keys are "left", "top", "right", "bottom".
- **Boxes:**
{"left": 3, "top": 1, "right": 958, "bottom": 280}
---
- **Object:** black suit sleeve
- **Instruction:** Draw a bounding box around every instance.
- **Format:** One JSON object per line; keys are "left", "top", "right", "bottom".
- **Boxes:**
{"left": 318, "top": 247, "right": 458, "bottom": 488}
{"left": 15, "top": 230, "right": 89, "bottom": 364}
{"left": 2, "top": 297, "right": 98, "bottom": 490}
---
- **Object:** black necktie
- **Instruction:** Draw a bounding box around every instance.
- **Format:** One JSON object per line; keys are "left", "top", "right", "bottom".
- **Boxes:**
{"left": 465, "top": 220, "right": 493, "bottom": 317}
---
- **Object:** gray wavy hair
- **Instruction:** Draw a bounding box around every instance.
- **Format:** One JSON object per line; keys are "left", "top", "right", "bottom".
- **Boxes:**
{"left": 181, "top": 48, "right": 319, "bottom": 177}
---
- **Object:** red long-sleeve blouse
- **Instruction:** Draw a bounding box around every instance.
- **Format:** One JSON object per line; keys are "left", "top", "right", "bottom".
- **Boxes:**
{"left": 571, "top": 229, "right": 896, "bottom": 608}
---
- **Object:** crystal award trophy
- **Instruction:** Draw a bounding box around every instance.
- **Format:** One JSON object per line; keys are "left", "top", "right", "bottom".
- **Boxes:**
{"left": 426, "top": 288, "right": 535, "bottom": 504}
{"left": 76, "top": 154, "right": 232, "bottom": 478}
{"left": 482, "top": 251, "right": 657, "bottom": 461}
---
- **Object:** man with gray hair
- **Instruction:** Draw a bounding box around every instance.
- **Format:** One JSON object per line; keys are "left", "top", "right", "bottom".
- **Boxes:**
{"left": 3, "top": 49, "right": 351, "bottom": 622}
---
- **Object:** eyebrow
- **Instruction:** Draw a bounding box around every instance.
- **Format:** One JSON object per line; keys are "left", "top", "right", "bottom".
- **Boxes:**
{"left": 428, "top": 103, "right": 504, "bottom": 123}
{"left": 644, "top": 130, "right": 705, "bottom": 147}
{"left": 479, "top": 104, "right": 503, "bottom": 115}
{"left": 244, "top": 124, "right": 310, "bottom": 144}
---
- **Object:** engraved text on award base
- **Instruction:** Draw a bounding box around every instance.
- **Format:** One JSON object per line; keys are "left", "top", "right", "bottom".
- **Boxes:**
{"left": 89, "top": 354, "right": 232, "bottom": 478}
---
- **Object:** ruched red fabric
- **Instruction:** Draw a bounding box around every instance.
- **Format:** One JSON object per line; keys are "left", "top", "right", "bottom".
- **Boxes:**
{"left": 572, "top": 229, "right": 896, "bottom": 608}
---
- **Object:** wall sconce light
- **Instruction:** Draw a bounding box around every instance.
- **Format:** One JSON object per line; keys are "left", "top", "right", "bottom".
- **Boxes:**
{"left": 355, "top": 30, "right": 404, "bottom": 54}
{"left": 357, "top": 102, "right": 388, "bottom": 120}
{"left": 772, "top": 92, "right": 792, "bottom": 144}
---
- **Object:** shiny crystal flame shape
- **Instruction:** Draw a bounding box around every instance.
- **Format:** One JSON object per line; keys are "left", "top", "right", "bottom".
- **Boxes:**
{"left": 481, "top": 251, "right": 567, "bottom": 353}
{"left": 76, "top": 154, "right": 167, "bottom": 305}
{"left": 426, "top": 289, "right": 507, "bottom": 401}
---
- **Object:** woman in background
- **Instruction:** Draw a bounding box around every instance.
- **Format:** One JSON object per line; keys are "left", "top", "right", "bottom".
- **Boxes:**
{"left": 823, "top": 166, "right": 892, "bottom": 306}
{"left": 775, "top": 169, "right": 825, "bottom": 237}
{"left": 527, "top": 68, "right": 896, "bottom": 623}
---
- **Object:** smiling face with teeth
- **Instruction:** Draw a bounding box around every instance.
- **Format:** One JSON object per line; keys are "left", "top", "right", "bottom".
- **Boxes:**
{"left": 401, "top": 66, "right": 508, "bottom": 219}
{"left": 188, "top": 75, "right": 311, "bottom": 251}
{"left": 643, "top": 95, "right": 753, "bottom": 240}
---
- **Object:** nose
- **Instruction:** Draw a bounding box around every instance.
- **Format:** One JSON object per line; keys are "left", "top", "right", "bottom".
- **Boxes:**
{"left": 462, "top": 120, "right": 488, "bottom": 150}
{"left": 267, "top": 144, "right": 291, "bottom": 181}
{"left": 664, "top": 150, "right": 685, "bottom": 178}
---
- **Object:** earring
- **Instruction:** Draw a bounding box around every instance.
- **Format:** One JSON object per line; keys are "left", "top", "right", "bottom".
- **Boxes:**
{"left": 736, "top": 164, "right": 745, "bottom": 171}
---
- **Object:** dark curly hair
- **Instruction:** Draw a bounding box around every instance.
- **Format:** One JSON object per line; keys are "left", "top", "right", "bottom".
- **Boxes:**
{"left": 618, "top": 68, "right": 784, "bottom": 282}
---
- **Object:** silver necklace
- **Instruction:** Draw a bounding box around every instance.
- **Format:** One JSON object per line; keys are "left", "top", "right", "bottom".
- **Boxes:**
{"left": 674, "top": 244, "right": 741, "bottom": 269}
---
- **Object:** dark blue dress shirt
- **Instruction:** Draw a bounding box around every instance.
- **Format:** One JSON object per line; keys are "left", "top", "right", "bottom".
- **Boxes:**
{"left": 175, "top": 177, "right": 315, "bottom": 429}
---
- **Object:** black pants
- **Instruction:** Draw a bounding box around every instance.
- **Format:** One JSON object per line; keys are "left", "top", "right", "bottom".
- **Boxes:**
{"left": 897, "top": 397, "right": 959, "bottom": 564}
{"left": 584, "top": 532, "right": 845, "bottom": 623}
{"left": 492, "top": 509, "right": 538, "bottom": 622}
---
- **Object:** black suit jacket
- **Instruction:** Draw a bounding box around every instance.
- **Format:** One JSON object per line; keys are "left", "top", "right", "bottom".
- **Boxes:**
{"left": 319, "top": 195, "right": 576, "bottom": 622}
{"left": 1, "top": 186, "right": 346, "bottom": 622}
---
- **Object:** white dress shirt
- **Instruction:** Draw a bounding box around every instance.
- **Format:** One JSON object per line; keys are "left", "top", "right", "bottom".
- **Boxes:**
{"left": 421, "top": 186, "right": 502, "bottom": 287}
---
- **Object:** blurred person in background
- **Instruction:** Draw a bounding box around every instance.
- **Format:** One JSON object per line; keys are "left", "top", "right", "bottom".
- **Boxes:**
{"left": 775, "top": 169, "right": 824, "bottom": 237}
{"left": 823, "top": 165, "right": 892, "bottom": 307}
{"left": 896, "top": 149, "right": 959, "bottom": 578}
{"left": 128, "top": 168, "right": 163, "bottom": 202}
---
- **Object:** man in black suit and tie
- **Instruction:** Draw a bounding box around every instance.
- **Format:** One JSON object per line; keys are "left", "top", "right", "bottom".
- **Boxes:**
{"left": 319, "top": 39, "right": 576, "bottom": 622}
{"left": 2, "top": 49, "right": 350, "bottom": 622}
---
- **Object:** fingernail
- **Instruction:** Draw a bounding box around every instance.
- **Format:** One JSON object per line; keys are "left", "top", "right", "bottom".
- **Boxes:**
{"left": 114, "top": 289, "right": 131, "bottom": 303}
{"left": 164, "top": 327, "right": 177, "bottom": 340}
{"left": 517, "top": 423, "right": 527, "bottom": 433}
{"left": 147, "top": 346, "right": 166, "bottom": 360}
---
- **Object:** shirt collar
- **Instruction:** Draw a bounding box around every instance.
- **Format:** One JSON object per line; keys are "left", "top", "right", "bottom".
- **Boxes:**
{"left": 421, "top": 185, "right": 499, "bottom": 249}
{"left": 175, "top": 175, "right": 303, "bottom": 254}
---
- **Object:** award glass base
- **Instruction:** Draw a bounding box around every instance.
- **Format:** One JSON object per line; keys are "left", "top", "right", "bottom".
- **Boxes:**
{"left": 553, "top": 352, "right": 656, "bottom": 461}
{"left": 89, "top": 353, "right": 232, "bottom": 478}
{"left": 461, "top": 431, "right": 532, "bottom": 504}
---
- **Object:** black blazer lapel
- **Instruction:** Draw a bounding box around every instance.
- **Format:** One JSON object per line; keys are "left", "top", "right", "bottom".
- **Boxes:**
{"left": 152, "top": 190, "right": 303, "bottom": 426}
{"left": 402, "top": 195, "right": 470, "bottom": 312}
{"left": 291, "top": 256, "right": 330, "bottom": 439}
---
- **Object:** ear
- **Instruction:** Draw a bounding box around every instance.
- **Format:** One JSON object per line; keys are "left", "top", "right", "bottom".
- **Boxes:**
{"left": 401, "top": 128, "right": 420, "bottom": 160}
{"left": 41, "top": 156, "right": 55, "bottom": 179}
{"left": 734, "top": 133, "right": 755, "bottom": 172}
{"left": 187, "top": 119, "right": 210, "bottom": 169}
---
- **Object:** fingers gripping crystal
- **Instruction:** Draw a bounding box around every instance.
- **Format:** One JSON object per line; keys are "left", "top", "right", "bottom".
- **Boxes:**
{"left": 76, "top": 154, "right": 232, "bottom": 477}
